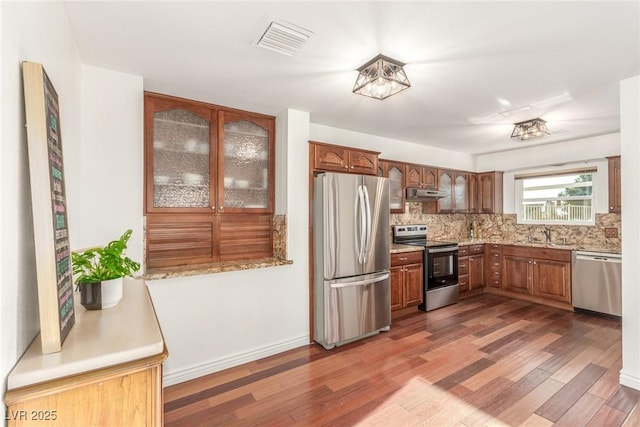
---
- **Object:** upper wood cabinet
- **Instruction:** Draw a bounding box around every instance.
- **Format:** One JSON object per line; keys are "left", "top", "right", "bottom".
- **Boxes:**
{"left": 379, "top": 160, "right": 406, "bottom": 213}
{"left": 477, "top": 171, "right": 503, "bottom": 214}
{"left": 437, "top": 170, "right": 469, "bottom": 213}
{"left": 144, "top": 92, "right": 275, "bottom": 269}
{"left": 405, "top": 164, "right": 438, "bottom": 189}
{"left": 468, "top": 173, "right": 479, "bottom": 213}
{"left": 607, "top": 156, "right": 621, "bottom": 213}
{"left": 311, "top": 141, "right": 379, "bottom": 175}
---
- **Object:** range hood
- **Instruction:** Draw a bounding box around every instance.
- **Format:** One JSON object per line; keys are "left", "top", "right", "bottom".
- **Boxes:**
{"left": 406, "top": 187, "right": 447, "bottom": 200}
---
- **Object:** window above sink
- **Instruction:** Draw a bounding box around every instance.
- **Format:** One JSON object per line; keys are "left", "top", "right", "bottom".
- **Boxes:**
{"left": 515, "top": 168, "right": 596, "bottom": 226}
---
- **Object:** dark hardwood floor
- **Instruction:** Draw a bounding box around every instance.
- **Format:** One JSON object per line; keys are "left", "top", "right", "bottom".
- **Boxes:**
{"left": 164, "top": 294, "right": 639, "bottom": 426}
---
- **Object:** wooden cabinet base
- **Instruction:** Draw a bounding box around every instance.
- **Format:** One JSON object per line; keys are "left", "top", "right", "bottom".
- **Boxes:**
{"left": 459, "top": 287, "right": 484, "bottom": 299}
{"left": 484, "top": 287, "right": 573, "bottom": 312}
{"left": 391, "top": 305, "right": 422, "bottom": 320}
{"left": 5, "top": 351, "right": 166, "bottom": 427}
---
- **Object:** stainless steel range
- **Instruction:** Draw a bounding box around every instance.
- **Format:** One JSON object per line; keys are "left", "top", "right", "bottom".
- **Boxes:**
{"left": 392, "top": 224, "right": 459, "bottom": 311}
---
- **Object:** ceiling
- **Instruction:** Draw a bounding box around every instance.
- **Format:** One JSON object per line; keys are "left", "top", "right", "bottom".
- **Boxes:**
{"left": 64, "top": 1, "right": 640, "bottom": 155}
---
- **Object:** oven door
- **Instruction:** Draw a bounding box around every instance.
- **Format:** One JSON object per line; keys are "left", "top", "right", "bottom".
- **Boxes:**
{"left": 427, "top": 247, "right": 459, "bottom": 290}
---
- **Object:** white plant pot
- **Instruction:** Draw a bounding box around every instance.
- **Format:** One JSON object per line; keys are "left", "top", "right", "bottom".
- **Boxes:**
{"left": 79, "top": 277, "right": 123, "bottom": 310}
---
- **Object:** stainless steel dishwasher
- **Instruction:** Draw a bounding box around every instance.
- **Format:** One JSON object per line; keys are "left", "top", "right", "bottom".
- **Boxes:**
{"left": 572, "top": 251, "right": 622, "bottom": 316}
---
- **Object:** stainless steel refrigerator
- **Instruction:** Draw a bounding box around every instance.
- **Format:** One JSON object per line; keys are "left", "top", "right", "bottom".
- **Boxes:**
{"left": 313, "top": 172, "right": 390, "bottom": 349}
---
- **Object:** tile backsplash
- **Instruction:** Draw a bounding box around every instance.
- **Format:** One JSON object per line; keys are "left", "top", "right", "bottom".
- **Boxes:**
{"left": 391, "top": 202, "right": 621, "bottom": 252}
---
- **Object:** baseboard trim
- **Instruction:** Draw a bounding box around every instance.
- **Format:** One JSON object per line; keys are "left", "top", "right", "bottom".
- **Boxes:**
{"left": 162, "top": 335, "right": 310, "bottom": 387}
{"left": 619, "top": 370, "right": 640, "bottom": 391}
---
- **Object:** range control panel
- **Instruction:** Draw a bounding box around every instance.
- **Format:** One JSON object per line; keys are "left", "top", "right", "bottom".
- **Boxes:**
{"left": 392, "top": 224, "right": 427, "bottom": 238}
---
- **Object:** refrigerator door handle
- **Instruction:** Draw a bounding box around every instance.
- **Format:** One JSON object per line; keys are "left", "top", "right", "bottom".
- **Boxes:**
{"left": 329, "top": 273, "right": 390, "bottom": 289}
{"left": 357, "top": 184, "right": 367, "bottom": 264}
{"left": 362, "top": 185, "right": 372, "bottom": 264}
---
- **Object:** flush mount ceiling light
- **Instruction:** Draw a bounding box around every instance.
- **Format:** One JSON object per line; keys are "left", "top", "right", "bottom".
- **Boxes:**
{"left": 353, "top": 54, "right": 411, "bottom": 100}
{"left": 511, "top": 118, "right": 550, "bottom": 141}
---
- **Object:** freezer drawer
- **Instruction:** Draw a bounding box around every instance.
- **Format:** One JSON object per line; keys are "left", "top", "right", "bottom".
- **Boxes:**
{"left": 314, "top": 272, "right": 391, "bottom": 349}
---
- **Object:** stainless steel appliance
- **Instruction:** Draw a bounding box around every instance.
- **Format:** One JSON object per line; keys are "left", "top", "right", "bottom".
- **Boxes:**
{"left": 572, "top": 250, "right": 622, "bottom": 317}
{"left": 406, "top": 187, "right": 447, "bottom": 200}
{"left": 392, "top": 225, "right": 459, "bottom": 311}
{"left": 313, "top": 172, "right": 391, "bottom": 349}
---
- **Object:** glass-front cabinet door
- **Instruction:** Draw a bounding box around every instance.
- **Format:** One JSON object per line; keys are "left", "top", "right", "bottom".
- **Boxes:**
{"left": 219, "top": 112, "right": 274, "bottom": 213}
{"left": 454, "top": 172, "right": 468, "bottom": 212}
{"left": 438, "top": 170, "right": 453, "bottom": 212}
{"left": 146, "top": 97, "right": 215, "bottom": 213}
{"left": 380, "top": 160, "right": 405, "bottom": 213}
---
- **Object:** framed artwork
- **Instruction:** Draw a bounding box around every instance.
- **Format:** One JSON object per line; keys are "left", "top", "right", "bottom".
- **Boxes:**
{"left": 22, "top": 61, "right": 75, "bottom": 354}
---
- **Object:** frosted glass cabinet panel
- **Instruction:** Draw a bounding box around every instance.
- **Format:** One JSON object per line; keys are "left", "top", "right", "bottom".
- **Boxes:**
{"left": 152, "top": 109, "right": 211, "bottom": 208}
{"left": 388, "top": 166, "right": 404, "bottom": 210}
{"left": 454, "top": 173, "right": 468, "bottom": 212}
{"left": 438, "top": 170, "right": 453, "bottom": 212}
{"left": 222, "top": 119, "right": 269, "bottom": 210}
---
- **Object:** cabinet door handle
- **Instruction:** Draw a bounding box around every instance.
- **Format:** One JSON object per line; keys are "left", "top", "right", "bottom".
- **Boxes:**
{"left": 351, "top": 165, "right": 354, "bottom": 169}
{"left": 219, "top": 206, "right": 224, "bottom": 212}
{"left": 211, "top": 206, "right": 216, "bottom": 211}
{"left": 398, "top": 257, "right": 408, "bottom": 261}
{"left": 344, "top": 165, "right": 349, "bottom": 169}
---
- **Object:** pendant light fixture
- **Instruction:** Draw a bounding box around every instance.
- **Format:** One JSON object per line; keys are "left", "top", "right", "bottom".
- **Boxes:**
{"left": 511, "top": 118, "right": 550, "bottom": 141}
{"left": 353, "top": 54, "right": 411, "bottom": 100}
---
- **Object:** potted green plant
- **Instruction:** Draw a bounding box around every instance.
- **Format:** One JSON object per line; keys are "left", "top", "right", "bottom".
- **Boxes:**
{"left": 71, "top": 229, "right": 140, "bottom": 310}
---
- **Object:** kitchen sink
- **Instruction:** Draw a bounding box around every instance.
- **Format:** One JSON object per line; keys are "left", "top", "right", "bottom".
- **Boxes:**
{"left": 514, "top": 240, "right": 546, "bottom": 245}
{"left": 513, "top": 240, "right": 576, "bottom": 247}
{"left": 551, "top": 241, "right": 577, "bottom": 246}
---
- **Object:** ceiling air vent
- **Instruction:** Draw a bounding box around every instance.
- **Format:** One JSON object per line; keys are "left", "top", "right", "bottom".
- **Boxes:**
{"left": 256, "top": 20, "right": 313, "bottom": 56}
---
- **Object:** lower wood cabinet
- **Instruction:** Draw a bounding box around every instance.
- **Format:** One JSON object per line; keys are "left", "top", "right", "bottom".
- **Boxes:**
{"left": 502, "top": 255, "right": 533, "bottom": 295}
{"left": 4, "top": 281, "right": 166, "bottom": 426}
{"left": 485, "top": 244, "right": 502, "bottom": 289}
{"left": 459, "top": 244, "right": 484, "bottom": 296}
{"left": 490, "top": 245, "right": 572, "bottom": 309}
{"left": 469, "top": 253, "right": 485, "bottom": 291}
{"left": 531, "top": 258, "right": 572, "bottom": 302}
{"left": 5, "top": 354, "right": 165, "bottom": 426}
{"left": 390, "top": 251, "right": 423, "bottom": 310}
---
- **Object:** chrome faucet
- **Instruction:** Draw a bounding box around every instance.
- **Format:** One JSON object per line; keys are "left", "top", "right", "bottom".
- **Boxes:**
{"left": 541, "top": 227, "right": 552, "bottom": 243}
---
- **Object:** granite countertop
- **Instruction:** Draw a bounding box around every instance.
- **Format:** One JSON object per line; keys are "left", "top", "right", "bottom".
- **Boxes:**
{"left": 143, "top": 257, "right": 293, "bottom": 280}
{"left": 7, "top": 279, "right": 165, "bottom": 390}
{"left": 455, "top": 238, "right": 621, "bottom": 254}
{"left": 390, "top": 243, "right": 424, "bottom": 254}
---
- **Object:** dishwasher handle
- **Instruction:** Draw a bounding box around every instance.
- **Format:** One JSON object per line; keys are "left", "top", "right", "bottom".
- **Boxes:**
{"left": 574, "top": 253, "right": 621, "bottom": 263}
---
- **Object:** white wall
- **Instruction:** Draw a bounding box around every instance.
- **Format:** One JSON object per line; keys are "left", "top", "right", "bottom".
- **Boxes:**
{"left": 310, "top": 123, "right": 475, "bottom": 171}
{"left": 1, "top": 2, "right": 82, "bottom": 421}
{"left": 620, "top": 75, "right": 640, "bottom": 390}
{"left": 476, "top": 133, "right": 620, "bottom": 172}
{"left": 76, "top": 65, "right": 144, "bottom": 258}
